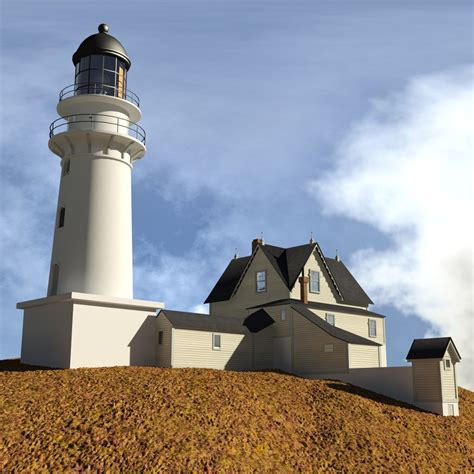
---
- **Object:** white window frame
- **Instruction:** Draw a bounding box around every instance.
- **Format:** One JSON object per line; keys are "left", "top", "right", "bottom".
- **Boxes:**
{"left": 280, "top": 308, "right": 286, "bottom": 321}
{"left": 256, "top": 270, "right": 267, "bottom": 293}
{"left": 444, "top": 359, "right": 451, "bottom": 370}
{"left": 309, "top": 270, "right": 320, "bottom": 293}
{"left": 326, "top": 313, "right": 335, "bottom": 326}
{"left": 212, "top": 333, "right": 221, "bottom": 351}
{"left": 368, "top": 319, "right": 377, "bottom": 338}
{"left": 324, "top": 344, "right": 334, "bottom": 353}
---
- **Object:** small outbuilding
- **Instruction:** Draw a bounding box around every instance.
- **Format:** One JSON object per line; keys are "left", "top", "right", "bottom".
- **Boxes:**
{"left": 406, "top": 337, "right": 461, "bottom": 416}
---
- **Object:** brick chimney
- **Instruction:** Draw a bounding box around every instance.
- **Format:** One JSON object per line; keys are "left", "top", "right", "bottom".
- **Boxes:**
{"left": 299, "top": 275, "right": 309, "bottom": 304}
{"left": 252, "top": 238, "right": 264, "bottom": 253}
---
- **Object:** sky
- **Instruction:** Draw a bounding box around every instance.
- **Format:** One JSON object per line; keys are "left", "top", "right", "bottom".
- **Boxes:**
{"left": 1, "top": 1, "right": 472, "bottom": 387}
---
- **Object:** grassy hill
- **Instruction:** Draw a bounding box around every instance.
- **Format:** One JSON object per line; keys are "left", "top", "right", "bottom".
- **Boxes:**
{"left": 1, "top": 360, "right": 472, "bottom": 472}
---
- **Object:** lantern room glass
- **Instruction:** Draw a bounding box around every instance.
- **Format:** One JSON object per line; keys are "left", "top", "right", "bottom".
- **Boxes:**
{"left": 74, "top": 54, "right": 127, "bottom": 99}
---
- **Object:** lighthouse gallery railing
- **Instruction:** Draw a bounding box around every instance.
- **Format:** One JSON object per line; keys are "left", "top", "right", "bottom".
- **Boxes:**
{"left": 49, "top": 113, "right": 146, "bottom": 145}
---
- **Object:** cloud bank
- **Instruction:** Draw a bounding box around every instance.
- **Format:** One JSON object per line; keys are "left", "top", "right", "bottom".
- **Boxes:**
{"left": 310, "top": 65, "right": 473, "bottom": 388}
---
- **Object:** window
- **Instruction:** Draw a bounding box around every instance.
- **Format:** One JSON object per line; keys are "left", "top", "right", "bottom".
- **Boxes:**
{"left": 158, "top": 331, "right": 163, "bottom": 345}
{"left": 368, "top": 319, "right": 377, "bottom": 337}
{"left": 324, "top": 344, "right": 334, "bottom": 353}
{"left": 58, "top": 207, "right": 65, "bottom": 228}
{"left": 281, "top": 308, "right": 286, "bottom": 321}
{"left": 309, "top": 270, "right": 320, "bottom": 293}
{"left": 444, "top": 359, "right": 451, "bottom": 370}
{"left": 212, "top": 334, "right": 221, "bottom": 350}
{"left": 48, "top": 264, "right": 59, "bottom": 296}
{"left": 326, "top": 313, "right": 335, "bottom": 326}
{"left": 256, "top": 271, "right": 266, "bottom": 293}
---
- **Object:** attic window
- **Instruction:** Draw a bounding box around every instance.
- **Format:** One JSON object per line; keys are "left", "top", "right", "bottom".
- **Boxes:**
{"left": 158, "top": 331, "right": 163, "bottom": 345}
{"left": 281, "top": 308, "right": 286, "bottom": 321}
{"left": 309, "top": 270, "right": 320, "bottom": 293}
{"left": 326, "top": 313, "right": 335, "bottom": 326}
{"left": 256, "top": 271, "right": 266, "bottom": 293}
{"left": 444, "top": 359, "right": 451, "bottom": 370}
{"left": 212, "top": 334, "right": 221, "bottom": 350}
{"left": 368, "top": 319, "right": 377, "bottom": 338}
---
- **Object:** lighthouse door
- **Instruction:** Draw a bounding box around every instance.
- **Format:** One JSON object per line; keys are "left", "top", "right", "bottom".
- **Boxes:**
{"left": 273, "top": 336, "right": 292, "bottom": 373}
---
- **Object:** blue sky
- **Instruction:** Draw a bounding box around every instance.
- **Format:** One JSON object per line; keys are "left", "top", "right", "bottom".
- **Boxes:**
{"left": 1, "top": 1, "right": 472, "bottom": 385}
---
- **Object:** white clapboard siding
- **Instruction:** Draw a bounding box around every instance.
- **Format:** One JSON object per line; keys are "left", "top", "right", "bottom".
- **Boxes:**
{"left": 348, "top": 344, "right": 380, "bottom": 368}
{"left": 293, "top": 312, "right": 348, "bottom": 374}
{"left": 308, "top": 308, "right": 385, "bottom": 346}
{"left": 172, "top": 329, "right": 252, "bottom": 370}
{"left": 252, "top": 329, "right": 273, "bottom": 370}
{"left": 156, "top": 315, "right": 173, "bottom": 367}
{"left": 290, "top": 251, "right": 338, "bottom": 304}
{"left": 412, "top": 360, "right": 442, "bottom": 401}
{"left": 440, "top": 360, "right": 458, "bottom": 401}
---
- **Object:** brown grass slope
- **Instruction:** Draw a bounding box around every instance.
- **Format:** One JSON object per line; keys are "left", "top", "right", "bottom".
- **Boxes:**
{"left": 0, "top": 360, "right": 473, "bottom": 472}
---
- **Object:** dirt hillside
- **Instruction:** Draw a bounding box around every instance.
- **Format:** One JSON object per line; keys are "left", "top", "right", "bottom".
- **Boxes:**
{"left": 1, "top": 360, "right": 472, "bottom": 472}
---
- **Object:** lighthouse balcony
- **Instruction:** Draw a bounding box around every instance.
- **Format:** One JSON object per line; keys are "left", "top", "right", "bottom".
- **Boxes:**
{"left": 59, "top": 82, "right": 140, "bottom": 107}
{"left": 49, "top": 113, "right": 146, "bottom": 144}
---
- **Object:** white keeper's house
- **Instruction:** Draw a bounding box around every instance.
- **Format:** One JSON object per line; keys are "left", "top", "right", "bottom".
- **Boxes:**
{"left": 17, "top": 25, "right": 461, "bottom": 416}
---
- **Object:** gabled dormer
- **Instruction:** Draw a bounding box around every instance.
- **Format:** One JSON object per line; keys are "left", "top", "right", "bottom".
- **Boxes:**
{"left": 205, "top": 239, "right": 373, "bottom": 316}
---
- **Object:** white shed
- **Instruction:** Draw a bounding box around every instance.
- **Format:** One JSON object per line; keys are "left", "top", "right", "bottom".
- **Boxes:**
{"left": 406, "top": 337, "right": 461, "bottom": 416}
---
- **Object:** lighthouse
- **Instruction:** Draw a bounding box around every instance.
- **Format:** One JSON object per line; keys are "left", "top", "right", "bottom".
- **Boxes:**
{"left": 47, "top": 23, "right": 143, "bottom": 299}
{"left": 17, "top": 25, "right": 164, "bottom": 369}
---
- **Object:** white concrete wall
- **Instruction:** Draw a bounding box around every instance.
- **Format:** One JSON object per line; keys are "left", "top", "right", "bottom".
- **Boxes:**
{"left": 20, "top": 302, "right": 73, "bottom": 368}
{"left": 307, "top": 364, "right": 459, "bottom": 416}
{"left": 18, "top": 293, "right": 164, "bottom": 369}
{"left": 69, "top": 304, "right": 157, "bottom": 368}
{"left": 309, "top": 367, "right": 415, "bottom": 405}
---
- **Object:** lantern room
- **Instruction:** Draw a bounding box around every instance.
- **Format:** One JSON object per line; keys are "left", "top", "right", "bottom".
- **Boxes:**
{"left": 70, "top": 24, "right": 134, "bottom": 103}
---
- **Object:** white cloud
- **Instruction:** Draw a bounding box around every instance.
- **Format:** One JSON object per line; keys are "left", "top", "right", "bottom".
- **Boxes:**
{"left": 310, "top": 65, "right": 474, "bottom": 388}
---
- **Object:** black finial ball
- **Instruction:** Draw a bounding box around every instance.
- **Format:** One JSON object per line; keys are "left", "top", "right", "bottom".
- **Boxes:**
{"left": 98, "top": 23, "right": 109, "bottom": 33}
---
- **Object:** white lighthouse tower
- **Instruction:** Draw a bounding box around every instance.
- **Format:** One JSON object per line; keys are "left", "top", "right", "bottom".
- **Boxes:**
{"left": 17, "top": 25, "right": 164, "bottom": 369}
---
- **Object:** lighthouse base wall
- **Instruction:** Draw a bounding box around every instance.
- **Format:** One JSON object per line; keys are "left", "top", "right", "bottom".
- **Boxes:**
{"left": 18, "top": 293, "right": 164, "bottom": 369}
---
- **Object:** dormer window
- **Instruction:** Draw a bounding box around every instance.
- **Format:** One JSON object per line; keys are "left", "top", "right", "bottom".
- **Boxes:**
{"left": 309, "top": 270, "right": 320, "bottom": 293}
{"left": 256, "top": 271, "right": 267, "bottom": 292}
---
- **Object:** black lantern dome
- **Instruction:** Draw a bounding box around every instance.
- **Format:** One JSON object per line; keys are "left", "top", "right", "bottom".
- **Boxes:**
{"left": 72, "top": 24, "right": 131, "bottom": 70}
{"left": 69, "top": 24, "right": 138, "bottom": 104}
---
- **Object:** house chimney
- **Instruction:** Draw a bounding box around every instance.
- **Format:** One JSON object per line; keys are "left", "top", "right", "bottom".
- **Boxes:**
{"left": 335, "top": 249, "right": 340, "bottom": 262}
{"left": 299, "top": 275, "right": 309, "bottom": 304}
{"left": 252, "top": 237, "right": 264, "bottom": 253}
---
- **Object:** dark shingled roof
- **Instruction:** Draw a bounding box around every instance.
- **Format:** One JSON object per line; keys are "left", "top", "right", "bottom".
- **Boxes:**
{"left": 204, "top": 242, "right": 372, "bottom": 307}
{"left": 159, "top": 310, "right": 248, "bottom": 334}
{"left": 291, "top": 304, "right": 381, "bottom": 346}
{"left": 243, "top": 309, "right": 275, "bottom": 333}
{"left": 325, "top": 258, "right": 373, "bottom": 306}
{"left": 204, "top": 256, "right": 251, "bottom": 304}
{"left": 247, "top": 299, "right": 385, "bottom": 318}
{"left": 406, "top": 337, "right": 461, "bottom": 361}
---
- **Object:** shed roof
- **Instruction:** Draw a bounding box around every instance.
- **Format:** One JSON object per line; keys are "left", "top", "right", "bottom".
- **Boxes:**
{"left": 159, "top": 310, "right": 248, "bottom": 334}
{"left": 290, "top": 304, "right": 381, "bottom": 346}
{"left": 406, "top": 337, "right": 461, "bottom": 361}
{"left": 247, "top": 298, "right": 385, "bottom": 318}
